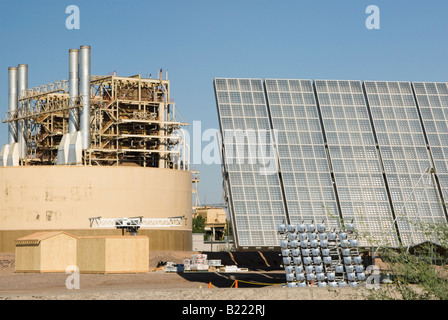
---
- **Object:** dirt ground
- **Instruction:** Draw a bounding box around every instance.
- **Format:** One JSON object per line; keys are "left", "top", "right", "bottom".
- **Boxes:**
{"left": 0, "top": 251, "right": 370, "bottom": 300}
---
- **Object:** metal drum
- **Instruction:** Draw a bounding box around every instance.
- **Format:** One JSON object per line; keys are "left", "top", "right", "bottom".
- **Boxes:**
{"left": 310, "top": 240, "right": 318, "bottom": 248}
{"left": 328, "top": 281, "right": 338, "bottom": 288}
{"left": 349, "top": 239, "right": 358, "bottom": 247}
{"left": 357, "top": 273, "right": 366, "bottom": 281}
{"left": 290, "top": 240, "right": 299, "bottom": 248}
{"left": 311, "top": 249, "right": 320, "bottom": 257}
{"left": 299, "top": 233, "right": 308, "bottom": 241}
{"left": 313, "top": 257, "right": 322, "bottom": 265}
{"left": 343, "top": 256, "right": 352, "bottom": 265}
{"left": 286, "top": 273, "right": 295, "bottom": 282}
{"left": 345, "top": 265, "right": 354, "bottom": 273}
{"left": 303, "top": 257, "right": 312, "bottom": 265}
{"left": 285, "top": 266, "right": 294, "bottom": 273}
{"left": 321, "top": 249, "right": 330, "bottom": 256}
{"left": 302, "top": 249, "right": 310, "bottom": 256}
{"left": 318, "top": 281, "right": 327, "bottom": 287}
{"left": 277, "top": 224, "right": 286, "bottom": 233}
{"left": 342, "top": 248, "right": 351, "bottom": 256}
{"left": 283, "top": 257, "right": 292, "bottom": 265}
{"left": 338, "top": 281, "right": 347, "bottom": 287}
{"left": 315, "top": 265, "right": 324, "bottom": 273}
{"left": 349, "top": 282, "right": 359, "bottom": 288}
{"left": 291, "top": 249, "right": 301, "bottom": 257}
{"left": 323, "top": 256, "right": 332, "bottom": 265}
{"left": 282, "top": 249, "right": 291, "bottom": 257}
{"left": 287, "top": 224, "right": 297, "bottom": 233}
{"left": 320, "top": 240, "right": 328, "bottom": 248}
{"left": 306, "top": 224, "right": 315, "bottom": 232}
{"left": 297, "top": 224, "right": 306, "bottom": 233}
{"left": 339, "top": 232, "right": 347, "bottom": 240}
{"left": 335, "top": 265, "right": 344, "bottom": 273}
{"left": 287, "top": 282, "right": 298, "bottom": 287}
{"left": 288, "top": 233, "right": 298, "bottom": 241}
{"left": 317, "top": 224, "right": 326, "bottom": 233}
{"left": 340, "top": 240, "right": 349, "bottom": 248}
{"left": 293, "top": 257, "right": 302, "bottom": 265}
{"left": 296, "top": 273, "right": 305, "bottom": 281}
{"left": 355, "top": 265, "right": 364, "bottom": 273}
{"left": 298, "top": 281, "right": 307, "bottom": 287}
{"left": 328, "top": 232, "right": 337, "bottom": 241}
{"left": 300, "top": 240, "right": 308, "bottom": 248}
{"left": 280, "top": 240, "right": 288, "bottom": 248}
{"left": 347, "top": 272, "right": 356, "bottom": 281}
{"left": 294, "top": 266, "right": 304, "bottom": 274}
{"left": 306, "top": 273, "right": 316, "bottom": 281}
{"left": 305, "top": 265, "right": 314, "bottom": 273}
{"left": 318, "top": 233, "right": 328, "bottom": 240}
{"left": 327, "top": 272, "right": 335, "bottom": 281}
{"left": 308, "top": 233, "right": 317, "bottom": 240}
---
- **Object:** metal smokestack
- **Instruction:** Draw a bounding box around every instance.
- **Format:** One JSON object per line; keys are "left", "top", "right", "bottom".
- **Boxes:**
{"left": 79, "top": 45, "right": 91, "bottom": 150}
{"left": 17, "top": 64, "right": 28, "bottom": 159}
{"left": 8, "top": 67, "right": 18, "bottom": 145}
{"left": 69, "top": 49, "right": 79, "bottom": 134}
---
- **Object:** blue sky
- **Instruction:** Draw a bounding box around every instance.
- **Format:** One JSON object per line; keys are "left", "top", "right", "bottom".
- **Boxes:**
{"left": 0, "top": 0, "right": 447, "bottom": 204}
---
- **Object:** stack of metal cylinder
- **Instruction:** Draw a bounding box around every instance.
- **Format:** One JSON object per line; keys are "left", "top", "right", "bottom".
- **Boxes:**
{"left": 278, "top": 222, "right": 366, "bottom": 288}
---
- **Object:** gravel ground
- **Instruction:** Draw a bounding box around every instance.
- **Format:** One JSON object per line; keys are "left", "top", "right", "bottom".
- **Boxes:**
{"left": 0, "top": 252, "right": 370, "bottom": 300}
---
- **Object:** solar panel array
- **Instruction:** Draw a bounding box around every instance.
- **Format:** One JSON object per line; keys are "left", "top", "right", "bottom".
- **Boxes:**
{"left": 214, "top": 78, "right": 448, "bottom": 250}
{"left": 215, "top": 78, "right": 287, "bottom": 247}
{"left": 265, "top": 79, "right": 339, "bottom": 228}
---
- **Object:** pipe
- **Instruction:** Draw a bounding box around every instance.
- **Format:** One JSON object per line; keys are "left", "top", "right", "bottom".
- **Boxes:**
{"left": 8, "top": 67, "right": 18, "bottom": 144}
{"left": 68, "top": 49, "right": 79, "bottom": 134}
{"left": 17, "top": 64, "right": 28, "bottom": 159}
{"left": 79, "top": 45, "right": 91, "bottom": 149}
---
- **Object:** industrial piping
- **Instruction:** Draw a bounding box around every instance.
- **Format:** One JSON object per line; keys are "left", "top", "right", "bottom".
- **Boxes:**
{"left": 68, "top": 49, "right": 79, "bottom": 134}
{"left": 79, "top": 45, "right": 91, "bottom": 150}
{"left": 17, "top": 64, "right": 28, "bottom": 159}
{"left": 8, "top": 67, "right": 18, "bottom": 145}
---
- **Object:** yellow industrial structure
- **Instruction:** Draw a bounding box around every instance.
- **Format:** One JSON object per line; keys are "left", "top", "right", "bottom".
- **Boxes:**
{"left": 15, "top": 231, "right": 77, "bottom": 273}
{"left": 0, "top": 46, "right": 193, "bottom": 253}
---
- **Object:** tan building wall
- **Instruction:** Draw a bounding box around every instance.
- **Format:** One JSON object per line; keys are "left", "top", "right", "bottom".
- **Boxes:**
{"left": 0, "top": 166, "right": 192, "bottom": 252}
{"left": 77, "top": 236, "right": 149, "bottom": 273}
{"left": 15, "top": 231, "right": 77, "bottom": 272}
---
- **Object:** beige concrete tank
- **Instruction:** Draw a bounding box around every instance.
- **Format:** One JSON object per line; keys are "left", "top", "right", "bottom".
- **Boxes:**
{"left": 0, "top": 166, "right": 192, "bottom": 252}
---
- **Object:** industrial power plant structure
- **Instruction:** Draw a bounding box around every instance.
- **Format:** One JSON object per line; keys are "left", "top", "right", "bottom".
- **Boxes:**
{"left": 215, "top": 78, "right": 448, "bottom": 251}
{"left": 0, "top": 46, "right": 193, "bottom": 252}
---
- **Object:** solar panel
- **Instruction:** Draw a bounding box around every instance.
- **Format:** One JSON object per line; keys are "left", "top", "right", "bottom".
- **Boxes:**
{"left": 364, "top": 81, "right": 447, "bottom": 246}
{"left": 315, "top": 80, "right": 399, "bottom": 247}
{"left": 214, "top": 78, "right": 288, "bottom": 248}
{"left": 264, "top": 79, "right": 340, "bottom": 228}
{"left": 413, "top": 82, "right": 448, "bottom": 223}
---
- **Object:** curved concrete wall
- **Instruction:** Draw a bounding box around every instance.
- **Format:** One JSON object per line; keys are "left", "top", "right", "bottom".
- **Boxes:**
{"left": 0, "top": 166, "right": 192, "bottom": 252}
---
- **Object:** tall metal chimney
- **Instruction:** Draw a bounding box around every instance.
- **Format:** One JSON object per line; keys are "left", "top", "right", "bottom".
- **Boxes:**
{"left": 79, "top": 45, "right": 91, "bottom": 149}
{"left": 8, "top": 67, "right": 18, "bottom": 145}
{"left": 69, "top": 49, "right": 79, "bottom": 134}
{"left": 17, "top": 64, "right": 28, "bottom": 159}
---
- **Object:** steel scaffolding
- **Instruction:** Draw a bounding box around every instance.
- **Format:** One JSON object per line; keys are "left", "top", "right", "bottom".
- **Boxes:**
{"left": 3, "top": 73, "right": 187, "bottom": 167}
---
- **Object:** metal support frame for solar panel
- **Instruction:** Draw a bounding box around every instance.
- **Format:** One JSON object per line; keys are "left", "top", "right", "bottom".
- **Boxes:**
{"left": 412, "top": 82, "right": 448, "bottom": 225}
{"left": 315, "top": 80, "right": 400, "bottom": 248}
{"left": 214, "top": 78, "right": 288, "bottom": 249}
{"left": 264, "top": 79, "right": 341, "bottom": 230}
{"left": 364, "top": 81, "right": 448, "bottom": 247}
